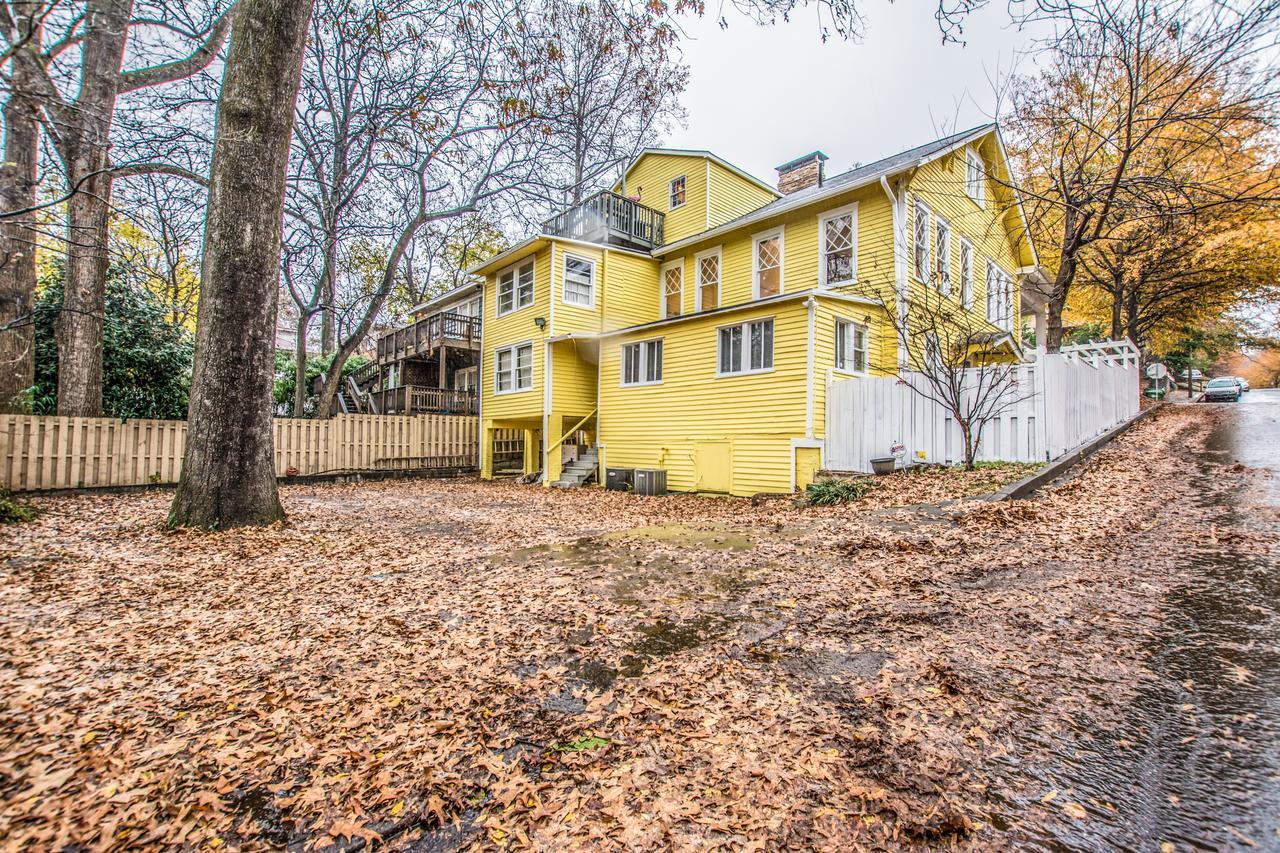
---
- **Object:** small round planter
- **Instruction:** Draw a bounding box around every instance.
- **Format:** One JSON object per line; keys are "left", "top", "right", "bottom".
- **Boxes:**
{"left": 870, "top": 456, "right": 897, "bottom": 476}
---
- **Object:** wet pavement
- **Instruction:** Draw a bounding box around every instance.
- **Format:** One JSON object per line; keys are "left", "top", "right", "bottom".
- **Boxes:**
{"left": 1011, "top": 389, "right": 1280, "bottom": 850}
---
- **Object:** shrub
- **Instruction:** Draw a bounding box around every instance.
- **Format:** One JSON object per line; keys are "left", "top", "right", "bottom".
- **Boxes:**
{"left": 804, "top": 477, "right": 876, "bottom": 506}
{"left": 0, "top": 491, "right": 38, "bottom": 524}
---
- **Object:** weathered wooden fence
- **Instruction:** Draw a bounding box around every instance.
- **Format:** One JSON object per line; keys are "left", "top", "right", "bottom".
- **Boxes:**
{"left": 826, "top": 340, "right": 1141, "bottom": 472}
{"left": 0, "top": 413, "right": 481, "bottom": 492}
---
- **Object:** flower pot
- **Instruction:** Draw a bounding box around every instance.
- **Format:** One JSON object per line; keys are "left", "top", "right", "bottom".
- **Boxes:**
{"left": 870, "top": 457, "right": 896, "bottom": 476}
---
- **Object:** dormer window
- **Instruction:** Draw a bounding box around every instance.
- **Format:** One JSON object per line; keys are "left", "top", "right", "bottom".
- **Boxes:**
{"left": 965, "top": 148, "right": 985, "bottom": 207}
{"left": 669, "top": 175, "right": 686, "bottom": 209}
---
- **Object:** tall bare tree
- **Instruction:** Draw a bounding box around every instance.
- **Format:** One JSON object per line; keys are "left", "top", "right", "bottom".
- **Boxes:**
{"left": 535, "top": 0, "right": 687, "bottom": 204}
{"left": 169, "top": 0, "right": 310, "bottom": 529}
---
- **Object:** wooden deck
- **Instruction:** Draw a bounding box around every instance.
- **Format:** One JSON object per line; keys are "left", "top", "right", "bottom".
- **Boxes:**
{"left": 376, "top": 311, "right": 479, "bottom": 364}
{"left": 370, "top": 385, "right": 477, "bottom": 416}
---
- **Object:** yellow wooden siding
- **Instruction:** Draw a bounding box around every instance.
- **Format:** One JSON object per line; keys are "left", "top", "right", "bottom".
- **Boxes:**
{"left": 549, "top": 339, "right": 598, "bottom": 416}
{"left": 905, "top": 137, "right": 1026, "bottom": 334}
{"left": 811, "top": 298, "right": 896, "bottom": 442}
{"left": 620, "top": 153, "right": 708, "bottom": 244}
{"left": 550, "top": 241, "right": 605, "bottom": 336}
{"left": 481, "top": 246, "right": 549, "bottom": 424}
{"left": 660, "top": 182, "right": 897, "bottom": 310}
{"left": 598, "top": 300, "right": 811, "bottom": 496}
{"left": 601, "top": 250, "right": 662, "bottom": 331}
{"left": 706, "top": 161, "right": 777, "bottom": 229}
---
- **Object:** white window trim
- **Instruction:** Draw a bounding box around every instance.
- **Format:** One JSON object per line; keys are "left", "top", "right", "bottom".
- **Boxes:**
{"left": 619, "top": 337, "right": 664, "bottom": 388}
{"left": 818, "top": 202, "right": 858, "bottom": 288}
{"left": 958, "top": 237, "right": 974, "bottom": 310}
{"left": 660, "top": 258, "right": 684, "bottom": 318}
{"left": 752, "top": 227, "right": 785, "bottom": 300}
{"left": 833, "top": 316, "right": 870, "bottom": 376}
{"left": 493, "top": 340, "right": 534, "bottom": 395}
{"left": 495, "top": 258, "right": 535, "bottom": 318}
{"left": 911, "top": 199, "right": 930, "bottom": 284}
{"left": 986, "top": 258, "right": 1014, "bottom": 330}
{"left": 561, "top": 252, "right": 596, "bottom": 308}
{"left": 694, "top": 245, "right": 722, "bottom": 312}
{"left": 669, "top": 175, "right": 687, "bottom": 210}
{"left": 965, "top": 147, "right": 985, "bottom": 208}
{"left": 715, "top": 316, "right": 776, "bottom": 378}
{"left": 934, "top": 214, "right": 951, "bottom": 296}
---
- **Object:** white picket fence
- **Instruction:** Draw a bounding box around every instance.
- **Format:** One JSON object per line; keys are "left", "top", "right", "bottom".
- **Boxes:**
{"left": 826, "top": 340, "right": 1141, "bottom": 472}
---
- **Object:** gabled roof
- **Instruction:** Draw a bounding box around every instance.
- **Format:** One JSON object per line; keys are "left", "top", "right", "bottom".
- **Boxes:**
{"left": 655, "top": 124, "right": 1016, "bottom": 256}
{"left": 619, "top": 148, "right": 780, "bottom": 198}
{"left": 408, "top": 279, "right": 482, "bottom": 316}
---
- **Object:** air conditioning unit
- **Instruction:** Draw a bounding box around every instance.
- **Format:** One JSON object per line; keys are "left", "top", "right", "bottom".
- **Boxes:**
{"left": 605, "top": 467, "right": 634, "bottom": 491}
{"left": 633, "top": 468, "right": 667, "bottom": 496}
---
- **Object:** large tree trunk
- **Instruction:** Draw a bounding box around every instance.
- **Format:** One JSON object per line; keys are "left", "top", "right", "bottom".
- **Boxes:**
{"left": 0, "top": 9, "right": 42, "bottom": 412}
{"left": 54, "top": 0, "right": 134, "bottom": 417}
{"left": 1109, "top": 274, "right": 1124, "bottom": 341}
{"left": 170, "top": 0, "right": 312, "bottom": 529}
{"left": 1044, "top": 259, "right": 1074, "bottom": 353}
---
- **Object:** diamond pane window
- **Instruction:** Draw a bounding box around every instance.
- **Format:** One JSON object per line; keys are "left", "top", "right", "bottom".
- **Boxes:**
{"left": 663, "top": 264, "right": 682, "bottom": 318}
{"left": 698, "top": 254, "right": 719, "bottom": 310}
{"left": 756, "top": 235, "right": 781, "bottom": 297}
{"left": 823, "top": 213, "right": 854, "bottom": 285}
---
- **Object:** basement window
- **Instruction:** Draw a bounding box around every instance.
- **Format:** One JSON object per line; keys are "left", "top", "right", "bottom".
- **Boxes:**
{"left": 718, "top": 318, "right": 774, "bottom": 376}
{"left": 621, "top": 339, "right": 663, "bottom": 386}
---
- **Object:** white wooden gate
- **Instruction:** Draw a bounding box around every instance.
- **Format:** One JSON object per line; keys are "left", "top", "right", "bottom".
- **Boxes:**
{"left": 826, "top": 340, "right": 1140, "bottom": 472}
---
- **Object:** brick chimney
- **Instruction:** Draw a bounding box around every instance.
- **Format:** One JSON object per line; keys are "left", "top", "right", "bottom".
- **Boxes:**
{"left": 775, "top": 151, "right": 828, "bottom": 194}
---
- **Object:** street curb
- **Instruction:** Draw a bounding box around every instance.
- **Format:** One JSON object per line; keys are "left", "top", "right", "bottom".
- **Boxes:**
{"left": 986, "top": 402, "right": 1165, "bottom": 502}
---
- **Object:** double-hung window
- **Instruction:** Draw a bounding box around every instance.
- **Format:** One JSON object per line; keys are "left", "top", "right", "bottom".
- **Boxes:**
{"left": 819, "top": 205, "right": 856, "bottom": 287}
{"left": 621, "top": 339, "right": 663, "bottom": 386}
{"left": 958, "top": 239, "right": 974, "bottom": 309}
{"left": 835, "top": 318, "right": 868, "bottom": 373}
{"left": 497, "top": 259, "right": 534, "bottom": 316}
{"left": 934, "top": 217, "right": 951, "bottom": 295}
{"left": 965, "top": 148, "right": 985, "bottom": 206}
{"left": 563, "top": 254, "right": 594, "bottom": 306}
{"left": 754, "top": 230, "right": 783, "bottom": 298}
{"left": 696, "top": 249, "right": 720, "bottom": 311}
{"left": 669, "top": 175, "right": 686, "bottom": 209}
{"left": 718, "top": 318, "right": 774, "bottom": 376}
{"left": 912, "top": 200, "right": 930, "bottom": 283}
{"left": 494, "top": 343, "right": 532, "bottom": 394}
{"left": 662, "top": 260, "right": 683, "bottom": 318}
{"left": 985, "top": 260, "right": 1014, "bottom": 330}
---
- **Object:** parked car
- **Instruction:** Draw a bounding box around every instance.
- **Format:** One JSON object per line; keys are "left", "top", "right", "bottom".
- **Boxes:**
{"left": 1204, "top": 377, "right": 1243, "bottom": 402}
{"left": 1235, "top": 376, "right": 1251, "bottom": 392}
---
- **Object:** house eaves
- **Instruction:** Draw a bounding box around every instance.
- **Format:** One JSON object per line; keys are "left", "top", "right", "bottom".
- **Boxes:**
{"left": 619, "top": 148, "right": 781, "bottom": 198}
{"left": 598, "top": 288, "right": 882, "bottom": 339}
{"left": 652, "top": 124, "right": 998, "bottom": 258}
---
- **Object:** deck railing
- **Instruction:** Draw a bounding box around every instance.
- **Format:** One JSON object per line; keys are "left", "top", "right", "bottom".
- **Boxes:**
{"left": 370, "top": 385, "right": 478, "bottom": 416}
{"left": 542, "top": 190, "right": 665, "bottom": 250}
{"left": 376, "top": 310, "right": 480, "bottom": 363}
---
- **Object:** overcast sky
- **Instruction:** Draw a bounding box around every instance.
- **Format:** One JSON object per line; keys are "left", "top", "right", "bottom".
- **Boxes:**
{"left": 665, "top": 3, "right": 1049, "bottom": 187}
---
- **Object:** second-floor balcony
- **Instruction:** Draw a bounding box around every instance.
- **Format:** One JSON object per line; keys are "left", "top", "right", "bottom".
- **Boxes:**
{"left": 542, "top": 190, "right": 665, "bottom": 251}
{"left": 376, "top": 310, "right": 480, "bottom": 364}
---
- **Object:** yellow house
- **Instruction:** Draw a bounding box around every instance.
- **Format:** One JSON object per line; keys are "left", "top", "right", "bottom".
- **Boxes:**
{"left": 472, "top": 125, "right": 1041, "bottom": 496}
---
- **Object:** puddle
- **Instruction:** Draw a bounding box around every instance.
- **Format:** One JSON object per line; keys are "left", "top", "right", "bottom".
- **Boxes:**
{"left": 487, "top": 524, "right": 754, "bottom": 566}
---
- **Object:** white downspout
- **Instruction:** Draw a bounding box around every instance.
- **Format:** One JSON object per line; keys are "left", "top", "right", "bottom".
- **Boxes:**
{"left": 804, "top": 294, "right": 816, "bottom": 438}
{"left": 880, "top": 174, "right": 909, "bottom": 368}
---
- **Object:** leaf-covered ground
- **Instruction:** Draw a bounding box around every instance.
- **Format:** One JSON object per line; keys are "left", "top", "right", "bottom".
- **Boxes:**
{"left": 0, "top": 405, "right": 1264, "bottom": 849}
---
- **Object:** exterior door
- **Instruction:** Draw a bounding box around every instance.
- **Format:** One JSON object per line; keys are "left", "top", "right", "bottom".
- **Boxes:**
{"left": 694, "top": 441, "right": 732, "bottom": 493}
